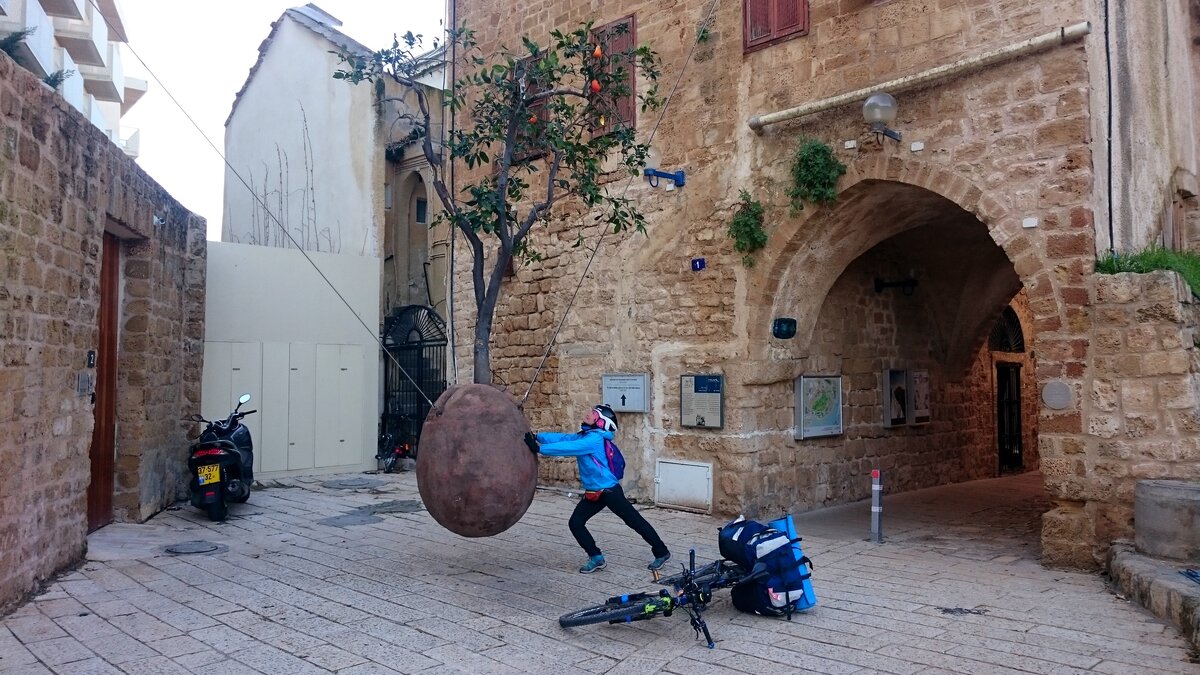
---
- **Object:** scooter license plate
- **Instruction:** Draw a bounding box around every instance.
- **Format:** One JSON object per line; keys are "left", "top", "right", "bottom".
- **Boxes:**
{"left": 197, "top": 465, "right": 220, "bottom": 486}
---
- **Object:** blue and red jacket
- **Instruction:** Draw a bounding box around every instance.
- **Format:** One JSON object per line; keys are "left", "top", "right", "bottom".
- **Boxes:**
{"left": 536, "top": 427, "right": 618, "bottom": 491}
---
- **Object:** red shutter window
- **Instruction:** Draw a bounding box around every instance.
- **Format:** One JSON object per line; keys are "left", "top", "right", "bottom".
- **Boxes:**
{"left": 745, "top": 0, "right": 772, "bottom": 46}
{"left": 744, "top": 0, "right": 809, "bottom": 52}
{"left": 513, "top": 56, "right": 548, "bottom": 162}
{"left": 591, "top": 15, "right": 636, "bottom": 136}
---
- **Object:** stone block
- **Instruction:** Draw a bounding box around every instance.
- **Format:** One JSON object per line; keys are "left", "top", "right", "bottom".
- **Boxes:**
{"left": 1134, "top": 480, "right": 1200, "bottom": 561}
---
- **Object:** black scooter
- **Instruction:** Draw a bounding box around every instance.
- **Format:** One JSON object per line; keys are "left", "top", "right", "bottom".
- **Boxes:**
{"left": 188, "top": 393, "right": 256, "bottom": 521}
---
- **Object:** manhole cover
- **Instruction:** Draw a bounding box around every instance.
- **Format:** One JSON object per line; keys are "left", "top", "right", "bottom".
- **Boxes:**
{"left": 164, "top": 541, "right": 228, "bottom": 555}
{"left": 318, "top": 513, "right": 384, "bottom": 527}
{"left": 366, "top": 500, "right": 424, "bottom": 514}
{"left": 321, "top": 478, "right": 384, "bottom": 490}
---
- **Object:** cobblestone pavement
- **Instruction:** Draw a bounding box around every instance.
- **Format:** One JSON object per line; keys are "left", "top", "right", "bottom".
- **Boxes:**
{"left": 2, "top": 471, "right": 1197, "bottom": 674}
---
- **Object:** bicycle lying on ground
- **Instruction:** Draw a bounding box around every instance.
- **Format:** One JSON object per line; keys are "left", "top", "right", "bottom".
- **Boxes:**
{"left": 557, "top": 550, "right": 761, "bottom": 649}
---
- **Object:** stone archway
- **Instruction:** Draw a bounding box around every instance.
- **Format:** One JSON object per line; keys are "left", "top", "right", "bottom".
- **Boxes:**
{"left": 741, "top": 157, "right": 1097, "bottom": 566}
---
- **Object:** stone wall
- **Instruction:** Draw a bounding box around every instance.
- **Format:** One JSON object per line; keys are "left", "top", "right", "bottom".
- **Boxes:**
{"left": 1041, "top": 271, "right": 1200, "bottom": 566}
{"left": 0, "top": 55, "right": 205, "bottom": 612}
{"left": 447, "top": 0, "right": 1200, "bottom": 568}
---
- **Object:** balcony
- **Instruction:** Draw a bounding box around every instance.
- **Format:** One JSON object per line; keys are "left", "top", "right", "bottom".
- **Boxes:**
{"left": 54, "top": 46, "right": 85, "bottom": 114}
{"left": 50, "top": 1, "right": 106, "bottom": 66}
{"left": 120, "top": 74, "right": 145, "bottom": 114}
{"left": 93, "top": 0, "right": 124, "bottom": 42}
{"left": 39, "top": 0, "right": 84, "bottom": 20}
{"left": 117, "top": 127, "right": 138, "bottom": 158}
{"left": 79, "top": 41, "right": 123, "bottom": 102}
{"left": 0, "top": 0, "right": 55, "bottom": 77}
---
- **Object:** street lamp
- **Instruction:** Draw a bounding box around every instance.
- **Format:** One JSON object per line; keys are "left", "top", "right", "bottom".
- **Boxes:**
{"left": 863, "top": 92, "right": 902, "bottom": 142}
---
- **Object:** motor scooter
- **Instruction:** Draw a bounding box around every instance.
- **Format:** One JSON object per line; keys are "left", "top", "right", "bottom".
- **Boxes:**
{"left": 188, "top": 393, "right": 256, "bottom": 521}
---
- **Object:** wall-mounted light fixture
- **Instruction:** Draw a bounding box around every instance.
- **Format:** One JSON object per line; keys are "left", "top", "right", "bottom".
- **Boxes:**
{"left": 874, "top": 277, "right": 918, "bottom": 295}
{"left": 772, "top": 317, "right": 797, "bottom": 339}
{"left": 863, "top": 92, "right": 902, "bottom": 143}
{"left": 644, "top": 168, "right": 686, "bottom": 189}
{"left": 152, "top": 214, "right": 166, "bottom": 226}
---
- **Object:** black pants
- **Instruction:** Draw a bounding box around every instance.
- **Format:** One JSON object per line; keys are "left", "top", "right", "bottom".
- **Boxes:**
{"left": 568, "top": 484, "right": 669, "bottom": 559}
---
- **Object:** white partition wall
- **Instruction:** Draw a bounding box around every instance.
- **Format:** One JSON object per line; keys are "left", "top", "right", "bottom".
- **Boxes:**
{"left": 202, "top": 242, "right": 380, "bottom": 477}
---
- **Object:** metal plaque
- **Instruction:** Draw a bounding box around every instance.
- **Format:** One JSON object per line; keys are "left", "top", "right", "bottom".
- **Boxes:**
{"left": 681, "top": 374, "right": 723, "bottom": 429}
{"left": 601, "top": 373, "right": 649, "bottom": 412}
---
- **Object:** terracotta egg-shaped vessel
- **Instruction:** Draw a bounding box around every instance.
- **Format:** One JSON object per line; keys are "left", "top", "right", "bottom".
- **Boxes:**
{"left": 416, "top": 384, "right": 538, "bottom": 537}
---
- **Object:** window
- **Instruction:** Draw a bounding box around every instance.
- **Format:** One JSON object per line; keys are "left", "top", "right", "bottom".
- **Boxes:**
{"left": 744, "top": 0, "right": 809, "bottom": 53}
{"left": 511, "top": 56, "right": 549, "bottom": 163}
{"left": 591, "top": 16, "right": 637, "bottom": 135}
{"left": 415, "top": 198, "right": 428, "bottom": 224}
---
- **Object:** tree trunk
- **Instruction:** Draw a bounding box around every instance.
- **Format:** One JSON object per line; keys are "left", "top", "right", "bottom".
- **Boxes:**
{"left": 472, "top": 328, "right": 492, "bottom": 384}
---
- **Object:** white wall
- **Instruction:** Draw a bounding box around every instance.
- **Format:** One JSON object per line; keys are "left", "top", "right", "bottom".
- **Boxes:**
{"left": 202, "top": 242, "right": 381, "bottom": 477}
{"left": 221, "top": 16, "right": 382, "bottom": 256}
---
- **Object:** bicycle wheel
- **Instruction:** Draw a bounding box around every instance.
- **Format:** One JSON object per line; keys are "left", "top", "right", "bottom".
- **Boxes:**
{"left": 559, "top": 596, "right": 661, "bottom": 627}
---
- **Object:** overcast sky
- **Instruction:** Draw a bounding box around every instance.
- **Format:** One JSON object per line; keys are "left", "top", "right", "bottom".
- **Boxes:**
{"left": 119, "top": 1, "right": 446, "bottom": 240}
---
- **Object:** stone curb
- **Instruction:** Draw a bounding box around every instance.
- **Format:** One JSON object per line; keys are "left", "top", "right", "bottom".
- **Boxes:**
{"left": 1107, "top": 541, "right": 1200, "bottom": 650}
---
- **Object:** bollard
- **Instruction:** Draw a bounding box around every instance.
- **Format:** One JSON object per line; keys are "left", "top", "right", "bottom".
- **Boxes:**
{"left": 870, "top": 469, "right": 883, "bottom": 543}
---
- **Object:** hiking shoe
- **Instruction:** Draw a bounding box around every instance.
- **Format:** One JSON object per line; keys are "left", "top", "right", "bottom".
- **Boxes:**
{"left": 648, "top": 552, "right": 672, "bottom": 571}
{"left": 579, "top": 555, "right": 606, "bottom": 574}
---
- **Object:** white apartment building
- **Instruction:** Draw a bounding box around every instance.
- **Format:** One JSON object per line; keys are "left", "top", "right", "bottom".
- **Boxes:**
{"left": 0, "top": 0, "right": 146, "bottom": 156}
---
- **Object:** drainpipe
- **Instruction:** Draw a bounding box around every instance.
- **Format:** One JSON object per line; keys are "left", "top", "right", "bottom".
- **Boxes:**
{"left": 1103, "top": 0, "right": 1115, "bottom": 254}
{"left": 747, "top": 21, "right": 1092, "bottom": 132}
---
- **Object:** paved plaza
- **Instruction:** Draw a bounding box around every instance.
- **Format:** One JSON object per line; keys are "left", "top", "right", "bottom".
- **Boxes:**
{"left": 1, "top": 471, "right": 1197, "bottom": 674}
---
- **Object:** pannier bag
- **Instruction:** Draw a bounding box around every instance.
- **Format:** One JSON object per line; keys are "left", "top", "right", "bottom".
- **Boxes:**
{"left": 719, "top": 515, "right": 816, "bottom": 618}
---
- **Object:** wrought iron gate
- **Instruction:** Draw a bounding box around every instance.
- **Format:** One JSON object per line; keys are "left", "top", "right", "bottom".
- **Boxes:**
{"left": 381, "top": 305, "right": 448, "bottom": 453}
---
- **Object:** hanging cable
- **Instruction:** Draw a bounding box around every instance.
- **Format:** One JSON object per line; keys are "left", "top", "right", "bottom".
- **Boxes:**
{"left": 520, "top": 0, "right": 722, "bottom": 405}
{"left": 86, "top": 0, "right": 442, "bottom": 407}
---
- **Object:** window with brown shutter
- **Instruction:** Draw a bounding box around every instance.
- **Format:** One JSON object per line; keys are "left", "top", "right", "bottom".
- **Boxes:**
{"left": 591, "top": 15, "right": 637, "bottom": 136}
{"left": 744, "top": 0, "right": 809, "bottom": 53}
{"left": 512, "top": 56, "right": 549, "bottom": 163}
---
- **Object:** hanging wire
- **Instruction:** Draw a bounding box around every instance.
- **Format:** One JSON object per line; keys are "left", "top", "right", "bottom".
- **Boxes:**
{"left": 86, "top": 0, "right": 440, "bottom": 408}
{"left": 520, "top": 0, "right": 722, "bottom": 405}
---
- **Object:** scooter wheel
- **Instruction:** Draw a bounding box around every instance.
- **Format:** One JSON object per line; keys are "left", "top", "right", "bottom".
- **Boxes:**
{"left": 383, "top": 455, "right": 399, "bottom": 473}
{"left": 205, "top": 501, "right": 228, "bottom": 522}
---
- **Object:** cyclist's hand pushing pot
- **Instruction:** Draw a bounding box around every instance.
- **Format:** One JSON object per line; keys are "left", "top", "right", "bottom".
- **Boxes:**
{"left": 523, "top": 431, "right": 540, "bottom": 454}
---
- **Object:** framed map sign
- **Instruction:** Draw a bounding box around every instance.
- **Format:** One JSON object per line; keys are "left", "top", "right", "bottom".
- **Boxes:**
{"left": 795, "top": 375, "right": 843, "bottom": 439}
{"left": 681, "top": 374, "right": 723, "bottom": 428}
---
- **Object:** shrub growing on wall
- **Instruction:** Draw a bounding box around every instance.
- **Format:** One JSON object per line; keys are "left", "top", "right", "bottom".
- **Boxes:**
{"left": 728, "top": 190, "right": 766, "bottom": 267}
{"left": 787, "top": 137, "right": 846, "bottom": 214}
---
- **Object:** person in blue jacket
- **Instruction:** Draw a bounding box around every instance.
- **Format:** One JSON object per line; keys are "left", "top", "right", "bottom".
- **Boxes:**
{"left": 525, "top": 404, "right": 671, "bottom": 574}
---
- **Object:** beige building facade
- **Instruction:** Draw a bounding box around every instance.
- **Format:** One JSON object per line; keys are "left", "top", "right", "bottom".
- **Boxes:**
{"left": 449, "top": 0, "right": 1200, "bottom": 569}
{"left": 218, "top": 4, "right": 451, "bottom": 477}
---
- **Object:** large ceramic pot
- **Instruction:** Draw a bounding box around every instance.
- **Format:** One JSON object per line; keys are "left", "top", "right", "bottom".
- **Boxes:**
{"left": 416, "top": 384, "right": 538, "bottom": 537}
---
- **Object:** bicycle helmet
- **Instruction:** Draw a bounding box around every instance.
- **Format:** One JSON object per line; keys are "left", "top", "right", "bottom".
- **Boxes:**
{"left": 585, "top": 404, "right": 618, "bottom": 432}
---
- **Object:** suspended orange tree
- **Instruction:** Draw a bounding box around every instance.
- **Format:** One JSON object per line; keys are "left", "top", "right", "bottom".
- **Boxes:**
{"left": 335, "top": 24, "right": 662, "bottom": 384}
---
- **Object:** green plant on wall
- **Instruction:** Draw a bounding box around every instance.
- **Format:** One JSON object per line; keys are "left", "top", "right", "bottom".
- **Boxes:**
{"left": 1096, "top": 246, "right": 1200, "bottom": 296}
{"left": 728, "top": 189, "right": 767, "bottom": 267}
{"left": 787, "top": 137, "right": 846, "bottom": 214}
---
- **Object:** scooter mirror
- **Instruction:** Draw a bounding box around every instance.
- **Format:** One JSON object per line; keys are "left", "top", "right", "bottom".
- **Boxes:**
{"left": 189, "top": 414, "right": 205, "bottom": 422}
{"left": 238, "top": 393, "right": 251, "bottom": 404}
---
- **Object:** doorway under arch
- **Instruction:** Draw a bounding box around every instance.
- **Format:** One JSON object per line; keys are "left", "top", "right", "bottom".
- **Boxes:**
{"left": 748, "top": 175, "right": 1048, "bottom": 542}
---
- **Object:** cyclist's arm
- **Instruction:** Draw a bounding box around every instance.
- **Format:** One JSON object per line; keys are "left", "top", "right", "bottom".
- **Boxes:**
{"left": 536, "top": 432, "right": 594, "bottom": 457}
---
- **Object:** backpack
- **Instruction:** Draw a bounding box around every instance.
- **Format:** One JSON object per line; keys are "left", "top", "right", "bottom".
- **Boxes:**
{"left": 720, "top": 516, "right": 816, "bottom": 618}
{"left": 602, "top": 438, "right": 625, "bottom": 481}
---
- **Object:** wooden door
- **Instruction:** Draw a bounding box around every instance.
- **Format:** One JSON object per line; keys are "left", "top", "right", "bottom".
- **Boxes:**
{"left": 87, "top": 234, "right": 119, "bottom": 531}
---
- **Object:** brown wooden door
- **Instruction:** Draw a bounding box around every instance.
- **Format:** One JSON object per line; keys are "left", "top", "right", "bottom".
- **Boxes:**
{"left": 88, "top": 233, "right": 119, "bottom": 531}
